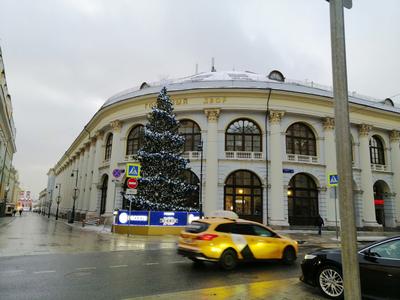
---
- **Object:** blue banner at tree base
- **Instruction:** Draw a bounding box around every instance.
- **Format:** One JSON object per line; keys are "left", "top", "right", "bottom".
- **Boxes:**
{"left": 116, "top": 210, "right": 200, "bottom": 226}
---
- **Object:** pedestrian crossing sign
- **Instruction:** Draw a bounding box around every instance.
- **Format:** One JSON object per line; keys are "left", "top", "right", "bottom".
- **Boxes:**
{"left": 126, "top": 163, "right": 141, "bottom": 178}
{"left": 328, "top": 174, "right": 339, "bottom": 187}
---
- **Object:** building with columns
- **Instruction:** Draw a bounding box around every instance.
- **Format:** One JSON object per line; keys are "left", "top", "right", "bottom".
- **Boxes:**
{"left": 0, "top": 46, "right": 18, "bottom": 217}
{"left": 47, "top": 70, "right": 400, "bottom": 229}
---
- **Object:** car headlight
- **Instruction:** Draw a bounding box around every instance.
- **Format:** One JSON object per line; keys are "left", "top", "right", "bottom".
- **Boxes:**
{"left": 304, "top": 254, "right": 317, "bottom": 260}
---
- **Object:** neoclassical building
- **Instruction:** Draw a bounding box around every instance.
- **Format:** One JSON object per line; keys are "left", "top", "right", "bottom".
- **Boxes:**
{"left": 47, "top": 70, "right": 400, "bottom": 229}
{"left": 0, "top": 46, "right": 18, "bottom": 217}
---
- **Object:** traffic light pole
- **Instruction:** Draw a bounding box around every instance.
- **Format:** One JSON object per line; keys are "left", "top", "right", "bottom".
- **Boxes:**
{"left": 328, "top": 0, "right": 361, "bottom": 299}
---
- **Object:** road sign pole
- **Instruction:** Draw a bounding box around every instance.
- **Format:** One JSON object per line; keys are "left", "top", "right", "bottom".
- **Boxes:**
{"left": 334, "top": 186, "right": 338, "bottom": 240}
{"left": 328, "top": 0, "right": 361, "bottom": 299}
{"left": 128, "top": 197, "right": 132, "bottom": 237}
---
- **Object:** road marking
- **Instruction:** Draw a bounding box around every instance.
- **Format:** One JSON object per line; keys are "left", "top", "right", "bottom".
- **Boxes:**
{"left": 168, "top": 261, "right": 187, "bottom": 264}
{"left": 76, "top": 267, "right": 96, "bottom": 271}
{"left": 33, "top": 270, "right": 56, "bottom": 274}
{"left": 0, "top": 270, "right": 25, "bottom": 274}
{"left": 109, "top": 264, "right": 128, "bottom": 268}
{"left": 144, "top": 262, "right": 159, "bottom": 265}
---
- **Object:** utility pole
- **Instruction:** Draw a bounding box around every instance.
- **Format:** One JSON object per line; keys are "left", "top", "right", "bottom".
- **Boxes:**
{"left": 55, "top": 183, "right": 61, "bottom": 220}
{"left": 47, "top": 189, "right": 53, "bottom": 218}
{"left": 328, "top": 0, "right": 361, "bottom": 299}
{"left": 69, "top": 170, "right": 79, "bottom": 223}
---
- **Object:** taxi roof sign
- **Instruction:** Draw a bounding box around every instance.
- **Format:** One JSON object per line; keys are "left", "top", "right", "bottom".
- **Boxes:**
{"left": 207, "top": 210, "right": 239, "bottom": 220}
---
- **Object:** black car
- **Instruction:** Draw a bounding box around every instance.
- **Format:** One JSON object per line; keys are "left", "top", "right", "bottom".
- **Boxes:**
{"left": 300, "top": 236, "right": 400, "bottom": 299}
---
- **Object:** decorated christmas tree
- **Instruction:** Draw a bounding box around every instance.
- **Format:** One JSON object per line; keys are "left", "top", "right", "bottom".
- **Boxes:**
{"left": 132, "top": 87, "right": 197, "bottom": 211}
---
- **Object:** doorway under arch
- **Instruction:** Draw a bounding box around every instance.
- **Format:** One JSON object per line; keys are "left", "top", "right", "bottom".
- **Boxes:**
{"left": 224, "top": 170, "right": 262, "bottom": 222}
{"left": 373, "top": 180, "right": 390, "bottom": 226}
{"left": 100, "top": 175, "right": 108, "bottom": 215}
{"left": 288, "top": 173, "right": 319, "bottom": 226}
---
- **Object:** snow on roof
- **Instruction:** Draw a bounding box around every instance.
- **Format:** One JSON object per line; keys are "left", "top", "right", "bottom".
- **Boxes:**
{"left": 102, "top": 70, "right": 400, "bottom": 114}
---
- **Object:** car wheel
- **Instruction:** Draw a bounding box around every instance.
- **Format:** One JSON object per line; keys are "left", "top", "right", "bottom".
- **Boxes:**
{"left": 282, "top": 247, "right": 296, "bottom": 265}
{"left": 219, "top": 249, "right": 238, "bottom": 270}
{"left": 317, "top": 265, "right": 344, "bottom": 299}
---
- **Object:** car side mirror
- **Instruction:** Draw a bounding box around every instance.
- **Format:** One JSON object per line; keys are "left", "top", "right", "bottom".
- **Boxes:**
{"left": 363, "top": 249, "right": 378, "bottom": 260}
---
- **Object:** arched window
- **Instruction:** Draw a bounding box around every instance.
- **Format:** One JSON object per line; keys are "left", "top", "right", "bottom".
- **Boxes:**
{"left": 288, "top": 173, "right": 318, "bottom": 226}
{"left": 179, "top": 120, "right": 201, "bottom": 152}
{"left": 286, "top": 123, "right": 316, "bottom": 156}
{"left": 226, "top": 119, "right": 262, "bottom": 152}
{"left": 224, "top": 170, "right": 262, "bottom": 222}
{"left": 126, "top": 125, "right": 144, "bottom": 156}
{"left": 370, "top": 135, "right": 385, "bottom": 165}
{"left": 100, "top": 175, "right": 108, "bottom": 215}
{"left": 182, "top": 170, "right": 199, "bottom": 209}
{"left": 105, "top": 134, "right": 113, "bottom": 160}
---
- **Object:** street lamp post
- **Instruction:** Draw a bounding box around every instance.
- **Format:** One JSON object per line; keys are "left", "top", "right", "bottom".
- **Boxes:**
{"left": 55, "top": 183, "right": 61, "bottom": 220}
{"left": 69, "top": 170, "right": 79, "bottom": 223}
{"left": 197, "top": 141, "right": 203, "bottom": 218}
{"left": 47, "top": 189, "right": 53, "bottom": 218}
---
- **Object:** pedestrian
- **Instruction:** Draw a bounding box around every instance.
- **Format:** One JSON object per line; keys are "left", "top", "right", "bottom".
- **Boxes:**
{"left": 12, "top": 209, "right": 16, "bottom": 216}
{"left": 316, "top": 214, "right": 324, "bottom": 235}
{"left": 19, "top": 208, "right": 23, "bottom": 216}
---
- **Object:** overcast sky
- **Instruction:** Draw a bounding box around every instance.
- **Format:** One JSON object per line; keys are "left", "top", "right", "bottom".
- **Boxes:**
{"left": 0, "top": 0, "right": 399, "bottom": 198}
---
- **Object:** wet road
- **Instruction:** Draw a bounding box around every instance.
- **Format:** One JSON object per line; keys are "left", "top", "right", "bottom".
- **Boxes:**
{"left": 0, "top": 213, "right": 324, "bottom": 300}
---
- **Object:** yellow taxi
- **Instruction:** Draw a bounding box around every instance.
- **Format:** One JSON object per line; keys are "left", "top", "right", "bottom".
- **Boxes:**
{"left": 177, "top": 211, "right": 298, "bottom": 270}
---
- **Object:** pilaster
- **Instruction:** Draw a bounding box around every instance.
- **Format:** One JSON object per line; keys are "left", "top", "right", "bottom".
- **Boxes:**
{"left": 106, "top": 121, "right": 123, "bottom": 214}
{"left": 323, "top": 117, "right": 337, "bottom": 224}
{"left": 204, "top": 109, "right": 220, "bottom": 215}
{"left": 84, "top": 137, "right": 97, "bottom": 214}
{"left": 390, "top": 130, "right": 400, "bottom": 227}
{"left": 90, "top": 131, "right": 104, "bottom": 214}
{"left": 269, "top": 110, "right": 287, "bottom": 225}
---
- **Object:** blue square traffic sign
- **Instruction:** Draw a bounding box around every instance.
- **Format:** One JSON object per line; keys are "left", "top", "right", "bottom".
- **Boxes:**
{"left": 126, "top": 163, "right": 141, "bottom": 178}
{"left": 328, "top": 174, "right": 339, "bottom": 187}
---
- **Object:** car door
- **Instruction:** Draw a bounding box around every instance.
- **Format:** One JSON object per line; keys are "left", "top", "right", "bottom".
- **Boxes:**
{"left": 359, "top": 238, "right": 400, "bottom": 299}
{"left": 230, "top": 223, "right": 257, "bottom": 260}
{"left": 249, "top": 224, "right": 282, "bottom": 259}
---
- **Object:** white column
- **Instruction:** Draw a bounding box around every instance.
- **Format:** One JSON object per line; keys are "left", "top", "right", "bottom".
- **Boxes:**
{"left": 323, "top": 118, "right": 338, "bottom": 225}
{"left": 77, "top": 147, "right": 87, "bottom": 211}
{"left": 80, "top": 143, "right": 91, "bottom": 213}
{"left": 358, "top": 124, "right": 378, "bottom": 227}
{"left": 204, "top": 109, "right": 220, "bottom": 215}
{"left": 66, "top": 158, "right": 74, "bottom": 210}
{"left": 269, "top": 111, "right": 286, "bottom": 225}
{"left": 89, "top": 131, "right": 104, "bottom": 214}
{"left": 63, "top": 158, "right": 73, "bottom": 210}
{"left": 70, "top": 155, "right": 78, "bottom": 211}
{"left": 84, "top": 137, "right": 96, "bottom": 214}
{"left": 390, "top": 130, "right": 400, "bottom": 228}
{"left": 106, "top": 120, "right": 123, "bottom": 214}
{"left": 76, "top": 149, "right": 85, "bottom": 212}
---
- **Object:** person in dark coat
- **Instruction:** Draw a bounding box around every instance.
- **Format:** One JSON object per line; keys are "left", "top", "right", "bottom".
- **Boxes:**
{"left": 316, "top": 214, "right": 324, "bottom": 235}
{"left": 19, "top": 208, "right": 23, "bottom": 216}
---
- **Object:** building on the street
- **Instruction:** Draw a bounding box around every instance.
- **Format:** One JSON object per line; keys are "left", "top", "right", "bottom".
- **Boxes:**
{"left": 38, "top": 189, "right": 48, "bottom": 215}
{"left": 47, "top": 69, "right": 400, "bottom": 229}
{"left": 7, "top": 167, "right": 20, "bottom": 203}
{"left": 0, "top": 46, "right": 18, "bottom": 217}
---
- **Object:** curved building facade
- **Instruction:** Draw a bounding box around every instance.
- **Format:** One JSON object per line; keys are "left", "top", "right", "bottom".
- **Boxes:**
{"left": 47, "top": 70, "right": 400, "bottom": 229}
